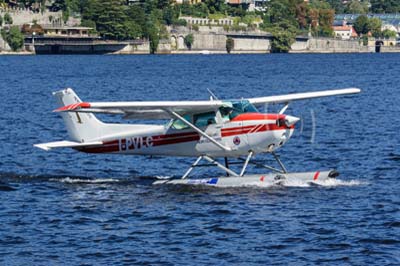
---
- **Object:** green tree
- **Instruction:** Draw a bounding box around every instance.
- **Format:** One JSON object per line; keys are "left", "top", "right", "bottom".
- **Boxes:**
{"left": 370, "top": 0, "right": 400, "bottom": 13}
{"left": 4, "top": 13, "right": 13, "bottom": 25}
{"left": 162, "top": 5, "right": 178, "bottom": 26}
{"left": 382, "top": 29, "right": 397, "bottom": 39}
{"left": 0, "top": 15, "right": 3, "bottom": 27}
{"left": 368, "top": 17, "right": 382, "bottom": 38}
{"left": 318, "top": 9, "right": 334, "bottom": 37}
{"left": 124, "top": 20, "right": 141, "bottom": 40}
{"left": 354, "top": 15, "right": 369, "bottom": 36}
{"left": 270, "top": 21, "right": 297, "bottom": 53}
{"left": 264, "top": 0, "right": 297, "bottom": 27}
{"left": 226, "top": 37, "right": 234, "bottom": 53}
{"left": 326, "top": 0, "right": 345, "bottom": 13}
{"left": 81, "top": 19, "right": 97, "bottom": 35}
{"left": 147, "top": 24, "right": 159, "bottom": 54}
{"left": 184, "top": 33, "right": 194, "bottom": 50}
{"left": 4, "top": 26, "right": 24, "bottom": 51}
{"left": 94, "top": 0, "right": 131, "bottom": 40}
{"left": 126, "top": 5, "right": 146, "bottom": 37}
{"left": 345, "top": 0, "right": 368, "bottom": 14}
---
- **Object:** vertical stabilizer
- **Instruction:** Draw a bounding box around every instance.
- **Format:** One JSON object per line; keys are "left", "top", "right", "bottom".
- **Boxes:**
{"left": 53, "top": 88, "right": 104, "bottom": 142}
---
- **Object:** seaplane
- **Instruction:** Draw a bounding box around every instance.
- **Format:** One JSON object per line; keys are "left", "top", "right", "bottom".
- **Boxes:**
{"left": 35, "top": 87, "right": 361, "bottom": 187}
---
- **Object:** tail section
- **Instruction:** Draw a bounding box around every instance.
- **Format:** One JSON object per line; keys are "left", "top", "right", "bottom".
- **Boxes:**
{"left": 53, "top": 88, "right": 105, "bottom": 142}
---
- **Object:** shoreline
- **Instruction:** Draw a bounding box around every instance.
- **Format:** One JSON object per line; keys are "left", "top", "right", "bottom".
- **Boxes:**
{"left": 2, "top": 48, "right": 400, "bottom": 55}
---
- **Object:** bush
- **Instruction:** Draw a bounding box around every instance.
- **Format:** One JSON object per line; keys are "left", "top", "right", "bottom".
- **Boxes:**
{"left": 226, "top": 37, "right": 234, "bottom": 53}
{"left": 184, "top": 33, "right": 194, "bottom": 50}
{"left": 174, "top": 19, "right": 187, "bottom": 27}
{"left": 3, "top": 26, "right": 24, "bottom": 51}
{"left": 192, "top": 24, "right": 199, "bottom": 31}
{"left": 4, "top": 13, "right": 13, "bottom": 25}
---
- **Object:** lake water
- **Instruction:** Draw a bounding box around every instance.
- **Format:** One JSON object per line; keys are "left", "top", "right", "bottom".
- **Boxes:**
{"left": 0, "top": 54, "right": 399, "bottom": 265}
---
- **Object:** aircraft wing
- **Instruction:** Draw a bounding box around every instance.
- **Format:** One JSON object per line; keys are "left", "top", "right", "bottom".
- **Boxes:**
{"left": 54, "top": 88, "right": 360, "bottom": 119}
{"left": 54, "top": 100, "right": 226, "bottom": 119}
{"left": 248, "top": 88, "right": 361, "bottom": 106}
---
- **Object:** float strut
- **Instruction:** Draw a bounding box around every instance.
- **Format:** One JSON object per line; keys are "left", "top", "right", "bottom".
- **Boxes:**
{"left": 240, "top": 151, "right": 254, "bottom": 177}
{"left": 272, "top": 152, "right": 288, "bottom": 173}
{"left": 224, "top": 157, "right": 229, "bottom": 177}
{"left": 182, "top": 156, "right": 203, "bottom": 179}
{"left": 203, "top": 156, "right": 239, "bottom": 177}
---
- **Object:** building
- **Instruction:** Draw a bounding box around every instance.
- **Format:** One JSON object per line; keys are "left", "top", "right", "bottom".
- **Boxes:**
{"left": 333, "top": 25, "right": 358, "bottom": 40}
{"left": 42, "top": 25, "right": 92, "bottom": 37}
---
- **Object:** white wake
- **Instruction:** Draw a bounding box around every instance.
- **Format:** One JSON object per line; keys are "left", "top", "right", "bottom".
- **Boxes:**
{"left": 51, "top": 177, "right": 120, "bottom": 184}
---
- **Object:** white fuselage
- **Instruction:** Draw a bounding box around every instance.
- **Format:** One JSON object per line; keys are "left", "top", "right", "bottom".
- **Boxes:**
{"left": 76, "top": 113, "right": 295, "bottom": 157}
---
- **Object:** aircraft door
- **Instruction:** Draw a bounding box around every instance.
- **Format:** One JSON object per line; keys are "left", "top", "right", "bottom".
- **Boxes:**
{"left": 194, "top": 111, "right": 222, "bottom": 153}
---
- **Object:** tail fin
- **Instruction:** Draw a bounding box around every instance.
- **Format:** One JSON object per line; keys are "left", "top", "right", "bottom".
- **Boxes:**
{"left": 53, "top": 88, "right": 104, "bottom": 142}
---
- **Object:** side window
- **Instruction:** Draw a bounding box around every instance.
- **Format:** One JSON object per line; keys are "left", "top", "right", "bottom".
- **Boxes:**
{"left": 220, "top": 107, "right": 232, "bottom": 122}
{"left": 171, "top": 114, "right": 191, "bottom": 130}
{"left": 193, "top": 112, "right": 216, "bottom": 127}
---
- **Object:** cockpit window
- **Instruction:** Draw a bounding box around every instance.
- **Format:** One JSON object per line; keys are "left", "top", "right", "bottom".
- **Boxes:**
{"left": 171, "top": 112, "right": 216, "bottom": 130}
{"left": 220, "top": 100, "right": 258, "bottom": 121}
{"left": 171, "top": 114, "right": 191, "bottom": 130}
{"left": 193, "top": 111, "right": 216, "bottom": 127}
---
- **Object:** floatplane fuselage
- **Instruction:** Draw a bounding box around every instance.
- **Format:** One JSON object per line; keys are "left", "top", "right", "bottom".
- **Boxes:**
{"left": 35, "top": 88, "right": 360, "bottom": 187}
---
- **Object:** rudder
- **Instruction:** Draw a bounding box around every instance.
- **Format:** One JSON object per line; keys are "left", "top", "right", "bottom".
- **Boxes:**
{"left": 53, "top": 88, "right": 104, "bottom": 142}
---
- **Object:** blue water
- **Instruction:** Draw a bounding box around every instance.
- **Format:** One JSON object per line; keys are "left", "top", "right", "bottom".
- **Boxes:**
{"left": 0, "top": 54, "right": 399, "bottom": 265}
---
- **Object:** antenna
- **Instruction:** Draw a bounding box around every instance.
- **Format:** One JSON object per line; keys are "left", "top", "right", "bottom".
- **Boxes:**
{"left": 207, "top": 88, "right": 219, "bottom": 100}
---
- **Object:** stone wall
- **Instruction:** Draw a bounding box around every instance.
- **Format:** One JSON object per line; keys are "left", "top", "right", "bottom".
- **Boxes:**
{"left": 303, "top": 38, "right": 369, "bottom": 53}
{"left": 0, "top": 9, "right": 63, "bottom": 26}
{"left": 192, "top": 33, "right": 226, "bottom": 51}
{"left": 232, "top": 36, "right": 270, "bottom": 52}
{"left": 170, "top": 31, "right": 270, "bottom": 53}
{"left": 381, "top": 46, "right": 400, "bottom": 53}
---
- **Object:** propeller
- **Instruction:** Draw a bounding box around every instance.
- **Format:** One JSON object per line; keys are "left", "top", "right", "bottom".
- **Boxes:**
{"left": 299, "top": 108, "right": 317, "bottom": 144}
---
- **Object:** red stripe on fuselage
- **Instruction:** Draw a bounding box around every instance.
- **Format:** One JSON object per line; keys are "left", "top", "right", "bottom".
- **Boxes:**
{"left": 78, "top": 122, "right": 293, "bottom": 153}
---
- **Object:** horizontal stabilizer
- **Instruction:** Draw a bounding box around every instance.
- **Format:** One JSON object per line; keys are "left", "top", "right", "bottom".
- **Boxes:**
{"left": 34, "top": 140, "right": 103, "bottom": 151}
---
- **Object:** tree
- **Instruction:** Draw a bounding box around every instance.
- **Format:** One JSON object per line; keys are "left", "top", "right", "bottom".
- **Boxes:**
{"left": 93, "top": 0, "right": 132, "bottom": 40}
{"left": 318, "top": 9, "right": 334, "bottom": 37}
{"left": 147, "top": 24, "right": 159, "bottom": 54}
{"left": 326, "top": 0, "right": 345, "bottom": 13}
{"left": 162, "top": 6, "right": 178, "bottom": 26}
{"left": 184, "top": 33, "right": 194, "bottom": 50}
{"left": 4, "top": 13, "right": 13, "bottom": 25}
{"left": 382, "top": 29, "right": 397, "bottom": 39}
{"left": 80, "top": 19, "right": 97, "bottom": 35}
{"left": 295, "top": 2, "right": 308, "bottom": 30}
{"left": 226, "top": 37, "right": 234, "bottom": 53}
{"left": 264, "top": 0, "right": 297, "bottom": 27}
{"left": 370, "top": 0, "right": 400, "bottom": 13}
{"left": 0, "top": 15, "right": 2, "bottom": 27}
{"left": 345, "top": 0, "right": 368, "bottom": 14}
{"left": 124, "top": 20, "right": 141, "bottom": 40}
{"left": 368, "top": 17, "right": 382, "bottom": 38}
{"left": 4, "top": 26, "right": 24, "bottom": 51}
{"left": 354, "top": 15, "right": 369, "bottom": 36}
{"left": 270, "top": 21, "right": 297, "bottom": 53}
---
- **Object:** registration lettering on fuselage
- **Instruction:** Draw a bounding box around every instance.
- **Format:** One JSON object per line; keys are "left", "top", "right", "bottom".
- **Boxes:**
{"left": 119, "top": 136, "right": 153, "bottom": 151}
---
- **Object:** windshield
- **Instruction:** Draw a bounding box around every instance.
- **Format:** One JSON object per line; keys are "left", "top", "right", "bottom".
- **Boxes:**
{"left": 220, "top": 100, "right": 258, "bottom": 120}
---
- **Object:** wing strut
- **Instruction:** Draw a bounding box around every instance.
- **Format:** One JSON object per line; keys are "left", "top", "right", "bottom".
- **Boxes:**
{"left": 168, "top": 110, "right": 232, "bottom": 152}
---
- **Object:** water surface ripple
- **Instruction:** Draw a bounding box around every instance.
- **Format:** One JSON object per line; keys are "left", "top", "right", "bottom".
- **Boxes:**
{"left": 0, "top": 54, "right": 399, "bottom": 265}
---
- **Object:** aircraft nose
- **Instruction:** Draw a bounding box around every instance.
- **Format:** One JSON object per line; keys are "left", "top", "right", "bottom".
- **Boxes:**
{"left": 285, "top": 115, "right": 300, "bottom": 127}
